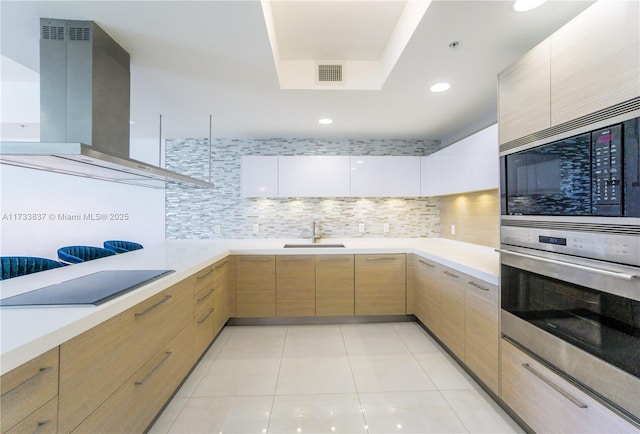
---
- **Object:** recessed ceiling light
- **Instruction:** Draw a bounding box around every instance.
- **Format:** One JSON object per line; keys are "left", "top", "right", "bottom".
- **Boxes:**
{"left": 318, "top": 118, "right": 333, "bottom": 125}
{"left": 429, "top": 82, "right": 451, "bottom": 93}
{"left": 513, "top": 0, "right": 546, "bottom": 12}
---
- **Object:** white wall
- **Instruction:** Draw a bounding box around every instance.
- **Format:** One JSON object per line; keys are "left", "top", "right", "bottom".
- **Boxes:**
{"left": 0, "top": 165, "right": 165, "bottom": 260}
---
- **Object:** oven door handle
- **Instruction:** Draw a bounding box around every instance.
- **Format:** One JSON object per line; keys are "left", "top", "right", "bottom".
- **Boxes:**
{"left": 495, "top": 249, "right": 639, "bottom": 281}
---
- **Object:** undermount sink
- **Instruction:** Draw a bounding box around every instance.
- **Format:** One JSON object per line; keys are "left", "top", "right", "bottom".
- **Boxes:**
{"left": 283, "top": 243, "right": 345, "bottom": 248}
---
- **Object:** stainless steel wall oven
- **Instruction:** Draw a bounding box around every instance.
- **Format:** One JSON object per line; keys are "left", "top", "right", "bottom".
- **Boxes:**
{"left": 499, "top": 108, "right": 640, "bottom": 424}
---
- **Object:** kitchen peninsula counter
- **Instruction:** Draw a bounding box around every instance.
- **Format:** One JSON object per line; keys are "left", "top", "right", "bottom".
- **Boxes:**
{"left": 0, "top": 237, "right": 497, "bottom": 375}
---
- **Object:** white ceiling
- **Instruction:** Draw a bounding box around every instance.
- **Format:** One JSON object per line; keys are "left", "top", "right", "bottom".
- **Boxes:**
{"left": 0, "top": 1, "right": 593, "bottom": 145}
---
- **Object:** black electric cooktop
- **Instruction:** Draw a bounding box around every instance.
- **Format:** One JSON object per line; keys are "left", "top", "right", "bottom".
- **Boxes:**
{"left": 0, "top": 269, "right": 174, "bottom": 307}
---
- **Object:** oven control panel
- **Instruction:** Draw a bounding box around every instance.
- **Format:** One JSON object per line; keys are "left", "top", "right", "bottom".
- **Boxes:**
{"left": 592, "top": 125, "right": 622, "bottom": 214}
{"left": 501, "top": 225, "right": 640, "bottom": 267}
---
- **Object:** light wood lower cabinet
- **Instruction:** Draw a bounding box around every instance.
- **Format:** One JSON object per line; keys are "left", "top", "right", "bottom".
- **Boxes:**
{"left": 58, "top": 278, "right": 193, "bottom": 433}
{"left": 355, "top": 254, "right": 406, "bottom": 315}
{"left": 0, "top": 347, "right": 59, "bottom": 433}
{"left": 213, "top": 258, "right": 232, "bottom": 335}
{"left": 414, "top": 257, "right": 441, "bottom": 334}
{"left": 501, "top": 338, "right": 638, "bottom": 433}
{"left": 193, "top": 265, "right": 216, "bottom": 357}
{"left": 236, "top": 255, "right": 276, "bottom": 317}
{"left": 316, "top": 255, "right": 354, "bottom": 316}
{"left": 464, "top": 277, "right": 499, "bottom": 394}
{"left": 276, "top": 255, "right": 316, "bottom": 316}
{"left": 439, "top": 266, "right": 465, "bottom": 359}
{"left": 71, "top": 323, "right": 195, "bottom": 434}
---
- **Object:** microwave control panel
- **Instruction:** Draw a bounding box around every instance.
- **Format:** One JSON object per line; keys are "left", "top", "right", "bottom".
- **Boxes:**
{"left": 592, "top": 125, "right": 622, "bottom": 215}
{"left": 501, "top": 225, "right": 640, "bottom": 267}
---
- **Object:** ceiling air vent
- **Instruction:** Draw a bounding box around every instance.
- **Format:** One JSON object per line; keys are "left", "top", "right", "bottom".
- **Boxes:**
{"left": 68, "top": 26, "right": 91, "bottom": 41}
{"left": 42, "top": 25, "right": 65, "bottom": 40}
{"left": 317, "top": 64, "right": 343, "bottom": 83}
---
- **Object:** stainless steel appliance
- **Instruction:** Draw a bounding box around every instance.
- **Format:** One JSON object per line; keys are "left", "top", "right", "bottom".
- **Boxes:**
{"left": 499, "top": 110, "right": 640, "bottom": 424}
{"left": 0, "top": 270, "right": 174, "bottom": 307}
{"left": 0, "top": 19, "right": 213, "bottom": 189}
{"left": 501, "top": 115, "right": 639, "bottom": 218}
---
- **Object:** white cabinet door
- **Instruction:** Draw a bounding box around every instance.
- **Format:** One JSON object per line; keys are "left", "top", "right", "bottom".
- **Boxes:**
{"left": 241, "top": 156, "right": 278, "bottom": 197}
{"left": 278, "top": 156, "right": 350, "bottom": 197}
{"left": 463, "top": 124, "right": 499, "bottom": 192}
{"left": 420, "top": 154, "right": 439, "bottom": 197}
{"left": 350, "top": 156, "right": 421, "bottom": 197}
{"left": 420, "top": 124, "right": 498, "bottom": 197}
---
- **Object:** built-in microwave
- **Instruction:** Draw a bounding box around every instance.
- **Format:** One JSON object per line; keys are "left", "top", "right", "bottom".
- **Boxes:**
{"left": 500, "top": 116, "right": 639, "bottom": 217}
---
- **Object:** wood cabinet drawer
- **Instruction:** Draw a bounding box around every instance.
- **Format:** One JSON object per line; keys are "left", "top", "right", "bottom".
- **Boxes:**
{"left": 1, "top": 348, "right": 59, "bottom": 433}
{"left": 195, "top": 307, "right": 215, "bottom": 357}
{"left": 59, "top": 280, "right": 192, "bottom": 432}
{"left": 439, "top": 267, "right": 465, "bottom": 359}
{"left": 5, "top": 397, "right": 58, "bottom": 434}
{"left": 355, "top": 254, "right": 406, "bottom": 315}
{"left": 193, "top": 264, "right": 215, "bottom": 294}
{"left": 194, "top": 284, "right": 215, "bottom": 317}
{"left": 72, "top": 323, "right": 195, "bottom": 434}
{"left": 276, "top": 255, "right": 316, "bottom": 317}
{"left": 316, "top": 255, "right": 354, "bottom": 316}
{"left": 236, "top": 255, "right": 276, "bottom": 318}
{"left": 501, "top": 339, "right": 638, "bottom": 433}
{"left": 464, "top": 277, "right": 499, "bottom": 394}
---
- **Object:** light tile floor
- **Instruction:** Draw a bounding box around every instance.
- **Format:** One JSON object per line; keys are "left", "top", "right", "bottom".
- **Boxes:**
{"left": 150, "top": 322, "right": 523, "bottom": 434}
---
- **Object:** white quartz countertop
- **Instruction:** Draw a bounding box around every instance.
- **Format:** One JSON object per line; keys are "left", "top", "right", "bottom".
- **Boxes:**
{"left": 0, "top": 237, "right": 498, "bottom": 375}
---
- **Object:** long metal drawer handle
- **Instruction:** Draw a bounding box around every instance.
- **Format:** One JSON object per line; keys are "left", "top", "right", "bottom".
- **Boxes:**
{"left": 134, "top": 295, "right": 172, "bottom": 317}
{"left": 243, "top": 257, "right": 272, "bottom": 262}
{"left": 214, "top": 260, "right": 229, "bottom": 269}
{"left": 418, "top": 259, "right": 435, "bottom": 268}
{"left": 34, "top": 420, "right": 52, "bottom": 434}
{"left": 318, "top": 257, "right": 351, "bottom": 262}
{"left": 197, "top": 288, "right": 215, "bottom": 303}
{"left": 365, "top": 257, "right": 397, "bottom": 261}
{"left": 280, "top": 257, "right": 314, "bottom": 262}
{"left": 197, "top": 308, "right": 215, "bottom": 324}
{"left": 443, "top": 270, "right": 459, "bottom": 278}
{"left": 196, "top": 268, "right": 214, "bottom": 280}
{"left": 468, "top": 281, "right": 490, "bottom": 291}
{"left": 522, "top": 363, "right": 588, "bottom": 409}
{"left": 135, "top": 352, "right": 172, "bottom": 386}
{"left": 496, "top": 249, "right": 639, "bottom": 281}
{"left": 0, "top": 366, "right": 52, "bottom": 397}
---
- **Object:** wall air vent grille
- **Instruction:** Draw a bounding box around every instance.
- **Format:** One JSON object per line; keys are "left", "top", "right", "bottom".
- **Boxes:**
{"left": 501, "top": 219, "right": 640, "bottom": 236}
{"left": 68, "top": 26, "right": 91, "bottom": 41}
{"left": 318, "top": 64, "right": 343, "bottom": 83}
{"left": 42, "top": 25, "right": 65, "bottom": 40}
{"left": 500, "top": 97, "right": 640, "bottom": 153}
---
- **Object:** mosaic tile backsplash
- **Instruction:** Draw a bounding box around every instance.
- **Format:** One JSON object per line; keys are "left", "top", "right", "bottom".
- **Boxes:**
{"left": 165, "top": 138, "right": 442, "bottom": 239}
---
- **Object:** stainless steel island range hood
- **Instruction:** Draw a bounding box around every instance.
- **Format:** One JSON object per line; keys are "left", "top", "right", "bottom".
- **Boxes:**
{"left": 0, "top": 19, "right": 213, "bottom": 189}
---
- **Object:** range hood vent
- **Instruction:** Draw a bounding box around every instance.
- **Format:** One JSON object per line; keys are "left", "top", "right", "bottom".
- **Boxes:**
{"left": 0, "top": 18, "right": 213, "bottom": 189}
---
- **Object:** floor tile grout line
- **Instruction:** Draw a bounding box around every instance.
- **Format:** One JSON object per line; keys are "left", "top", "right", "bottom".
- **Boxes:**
{"left": 436, "top": 389, "right": 473, "bottom": 434}
{"left": 340, "top": 323, "right": 372, "bottom": 434}
{"left": 266, "top": 325, "right": 290, "bottom": 434}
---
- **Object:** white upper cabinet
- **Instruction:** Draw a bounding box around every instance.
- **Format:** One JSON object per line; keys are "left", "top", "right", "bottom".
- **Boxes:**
{"left": 241, "top": 156, "right": 278, "bottom": 197}
{"left": 421, "top": 124, "right": 498, "bottom": 197}
{"left": 278, "top": 156, "right": 350, "bottom": 197}
{"left": 466, "top": 124, "right": 499, "bottom": 192}
{"left": 350, "top": 156, "right": 421, "bottom": 197}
